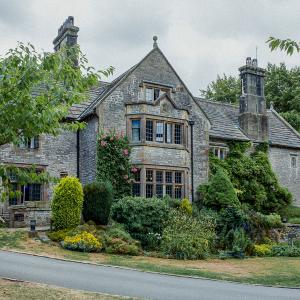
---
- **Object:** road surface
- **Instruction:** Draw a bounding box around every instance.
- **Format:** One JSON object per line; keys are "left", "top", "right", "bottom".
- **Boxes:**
{"left": 0, "top": 250, "right": 298, "bottom": 300}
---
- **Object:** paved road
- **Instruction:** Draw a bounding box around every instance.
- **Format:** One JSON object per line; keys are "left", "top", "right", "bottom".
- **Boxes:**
{"left": 0, "top": 250, "right": 298, "bottom": 300}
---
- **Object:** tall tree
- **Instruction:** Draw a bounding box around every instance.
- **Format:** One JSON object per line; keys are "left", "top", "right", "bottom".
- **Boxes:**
{"left": 200, "top": 74, "right": 240, "bottom": 104}
{"left": 0, "top": 43, "right": 113, "bottom": 147}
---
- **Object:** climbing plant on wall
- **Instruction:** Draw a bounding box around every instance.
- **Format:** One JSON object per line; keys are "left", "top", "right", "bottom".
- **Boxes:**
{"left": 198, "top": 141, "right": 292, "bottom": 213}
{"left": 96, "top": 130, "right": 132, "bottom": 199}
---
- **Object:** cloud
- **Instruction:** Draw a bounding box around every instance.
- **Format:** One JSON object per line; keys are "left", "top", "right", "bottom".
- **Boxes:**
{"left": 1, "top": 0, "right": 300, "bottom": 94}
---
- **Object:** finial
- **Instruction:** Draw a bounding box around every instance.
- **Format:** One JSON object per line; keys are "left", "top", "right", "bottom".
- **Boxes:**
{"left": 270, "top": 101, "right": 274, "bottom": 110}
{"left": 153, "top": 36, "right": 158, "bottom": 48}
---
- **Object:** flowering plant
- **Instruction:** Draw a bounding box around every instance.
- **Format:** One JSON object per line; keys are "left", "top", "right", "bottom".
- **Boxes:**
{"left": 62, "top": 231, "right": 101, "bottom": 252}
{"left": 96, "top": 130, "right": 132, "bottom": 199}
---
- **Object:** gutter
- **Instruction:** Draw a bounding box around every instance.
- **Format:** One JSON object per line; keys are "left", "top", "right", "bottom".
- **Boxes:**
{"left": 76, "top": 130, "right": 80, "bottom": 179}
{"left": 188, "top": 120, "right": 195, "bottom": 202}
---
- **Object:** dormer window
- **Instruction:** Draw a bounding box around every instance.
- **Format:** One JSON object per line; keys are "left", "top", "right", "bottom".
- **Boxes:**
{"left": 143, "top": 82, "right": 171, "bottom": 102}
{"left": 146, "top": 87, "right": 161, "bottom": 101}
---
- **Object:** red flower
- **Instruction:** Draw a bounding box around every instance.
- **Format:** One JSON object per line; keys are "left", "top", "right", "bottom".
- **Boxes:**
{"left": 100, "top": 141, "right": 107, "bottom": 147}
{"left": 123, "top": 149, "right": 129, "bottom": 156}
{"left": 131, "top": 167, "right": 138, "bottom": 173}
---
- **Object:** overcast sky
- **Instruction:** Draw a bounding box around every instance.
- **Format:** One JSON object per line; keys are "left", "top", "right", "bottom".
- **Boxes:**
{"left": 1, "top": 0, "right": 300, "bottom": 95}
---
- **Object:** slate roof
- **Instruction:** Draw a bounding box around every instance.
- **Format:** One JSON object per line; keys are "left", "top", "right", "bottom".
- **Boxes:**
{"left": 196, "top": 98, "right": 300, "bottom": 149}
{"left": 68, "top": 81, "right": 109, "bottom": 119}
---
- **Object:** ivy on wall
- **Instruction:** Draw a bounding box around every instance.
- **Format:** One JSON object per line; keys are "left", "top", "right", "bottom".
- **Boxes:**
{"left": 96, "top": 131, "right": 132, "bottom": 199}
{"left": 199, "top": 141, "right": 292, "bottom": 213}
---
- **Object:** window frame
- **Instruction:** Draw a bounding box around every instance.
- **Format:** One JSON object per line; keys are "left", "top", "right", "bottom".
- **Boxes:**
{"left": 131, "top": 119, "right": 141, "bottom": 142}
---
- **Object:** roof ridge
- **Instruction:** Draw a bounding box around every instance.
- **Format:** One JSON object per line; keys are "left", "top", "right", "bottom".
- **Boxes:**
{"left": 195, "top": 97, "right": 239, "bottom": 108}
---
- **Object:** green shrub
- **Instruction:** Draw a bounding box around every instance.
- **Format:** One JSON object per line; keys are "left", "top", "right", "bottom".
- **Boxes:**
{"left": 253, "top": 244, "right": 273, "bottom": 256}
{"left": 48, "top": 229, "right": 71, "bottom": 242}
{"left": 231, "top": 228, "right": 252, "bottom": 254}
{"left": 51, "top": 177, "right": 84, "bottom": 230}
{"left": 161, "top": 209, "right": 216, "bottom": 260}
{"left": 216, "top": 207, "right": 249, "bottom": 250}
{"left": 163, "top": 195, "right": 181, "bottom": 209}
{"left": 271, "top": 244, "right": 300, "bottom": 257}
{"left": 111, "top": 196, "right": 169, "bottom": 249}
{"left": 103, "top": 223, "right": 140, "bottom": 255}
{"left": 82, "top": 181, "right": 113, "bottom": 225}
{"left": 180, "top": 198, "right": 192, "bottom": 214}
{"left": 207, "top": 141, "right": 292, "bottom": 214}
{"left": 62, "top": 231, "right": 101, "bottom": 252}
{"left": 204, "top": 168, "right": 240, "bottom": 210}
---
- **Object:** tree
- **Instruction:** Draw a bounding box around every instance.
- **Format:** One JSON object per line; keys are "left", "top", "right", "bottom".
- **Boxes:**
{"left": 200, "top": 74, "right": 240, "bottom": 104}
{"left": 0, "top": 43, "right": 113, "bottom": 147}
{"left": 267, "top": 37, "right": 300, "bottom": 56}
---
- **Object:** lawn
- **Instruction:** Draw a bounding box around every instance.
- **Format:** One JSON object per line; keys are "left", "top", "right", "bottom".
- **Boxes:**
{"left": 1, "top": 229, "right": 300, "bottom": 288}
{"left": 0, "top": 278, "right": 137, "bottom": 300}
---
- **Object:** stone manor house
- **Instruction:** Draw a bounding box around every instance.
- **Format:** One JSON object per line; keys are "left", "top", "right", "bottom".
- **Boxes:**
{"left": 1, "top": 17, "right": 300, "bottom": 227}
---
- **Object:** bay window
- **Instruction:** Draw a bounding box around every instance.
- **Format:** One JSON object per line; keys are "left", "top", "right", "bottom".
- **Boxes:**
{"left": 130, "top": 118, "right": 184, "bottom": 145}
{"left": 133, "top": 169, "right": 184, "bottom": 199}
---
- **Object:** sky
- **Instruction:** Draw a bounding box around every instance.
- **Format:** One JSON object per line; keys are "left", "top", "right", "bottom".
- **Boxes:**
{"left": 1, "top": 0, "right": 300, "bottom": 96}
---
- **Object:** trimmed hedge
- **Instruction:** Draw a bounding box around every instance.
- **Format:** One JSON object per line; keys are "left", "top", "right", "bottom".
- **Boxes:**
{"left": 82, "top": 181, "right": 113, "bottom": 225}
{"left": 51, "top": 176, "right": 84, "bottom": 230}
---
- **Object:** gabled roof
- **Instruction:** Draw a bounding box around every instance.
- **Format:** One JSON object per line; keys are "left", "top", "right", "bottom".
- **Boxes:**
{"left": 196, "top": 98, "right": 300, "bottom": 149}
{"left": 195, "top": 98, "right": 250, "bottom": 141}
{"left": 68, "top": 81, "right": 109, "bottom": 119}
{"left": 268, "top": 108, "right": 300, "bottom": 149}
{"left": 153, "top": 92, "right": 190, "bottom": 113}
{"left": 75, "top": 46, "right": 210, "bottom": 123}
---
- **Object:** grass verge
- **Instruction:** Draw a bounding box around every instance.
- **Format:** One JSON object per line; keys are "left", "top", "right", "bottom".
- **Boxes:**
{"left": 0, "top": 278, "right": 138, "bottom": 300}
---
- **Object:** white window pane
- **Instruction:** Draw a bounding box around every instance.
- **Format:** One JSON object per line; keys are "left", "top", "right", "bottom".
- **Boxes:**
{"left": 146, "top": 88, "right": 154, "bottom": 101}
{"left": 166, "top": 123, "right": 172, "bottom": 143}
{"left": 156, "top": 122, "right": 164, "bottom": 142}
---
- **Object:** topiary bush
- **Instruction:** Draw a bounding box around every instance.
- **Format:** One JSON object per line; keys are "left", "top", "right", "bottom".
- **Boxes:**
{"left": 96, "top": 130, "right": 132, "bottom": 199}
{"left": 82, "top": 181, "right": 113, "bottom": 225}
{"left": 161, "top": 209, "right": 216, "bottom": 259}
{"left": 204, "top": 168, "right": 240, "bottom": 210}
{"left": 62, "top": 231, "right": 101, "bottom": 252}
{"left": 111, "top": 196, "right": 169, "bottom": 249}
{"left": 51, "top": 176, "right": 84, "bottom": 230}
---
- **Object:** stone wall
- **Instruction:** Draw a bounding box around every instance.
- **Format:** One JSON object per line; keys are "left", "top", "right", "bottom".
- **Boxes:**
{"left": 96, "top": 47, "right": 210, "bottom": 199}
{"left": 79, "top": 116, "right": 98, "bottom": 185}
{"left": 269, "top": 146, "right": 300, "bottom": 206}
{"left": 0, "top": 131, "right": 77, "bottom": 227}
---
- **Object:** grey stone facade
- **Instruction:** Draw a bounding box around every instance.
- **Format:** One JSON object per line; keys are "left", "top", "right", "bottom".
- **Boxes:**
{"left": 1, "top": 17, "right": 300, "bottom": 227}
{"left": 0, "top": 131, "right": 77, "bottom": 227}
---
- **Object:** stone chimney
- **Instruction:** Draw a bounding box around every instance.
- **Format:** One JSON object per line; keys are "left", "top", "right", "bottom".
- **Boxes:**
{"left": 53, "top": 16, "right": 79, "bottom": 52}
{"left": 239, "top": 58, "right": 269, "bottom": 141}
